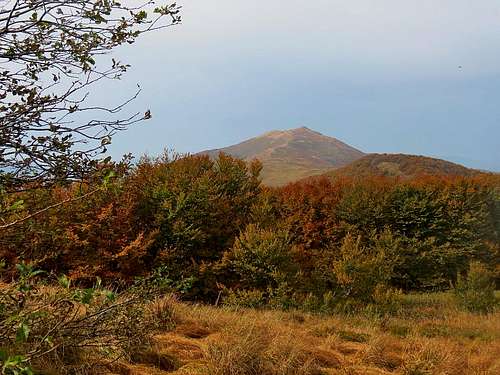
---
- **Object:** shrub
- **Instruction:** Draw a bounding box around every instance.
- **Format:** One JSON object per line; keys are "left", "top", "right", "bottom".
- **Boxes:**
{"left": 0, "top": 266, "right": 172, "bottom": 374}
{"left": 455, "top": 261, "right": 497, "bottom": 313}
{"left": 223, "top": 289, "right": 266, "bottom": 309}
{"left": 0, "top": 153, "right": 262, "bottom": 291}
{"left": 2, "top": 156, "right": 499, "bottom": 303}
{"left": 221, "top": 224, "right": 296, "bottom": 290}
{"left": 371, "top": 284, "right": 404, "bottom": 315}
{"left": 267, "top": 281, "right": 298, "bottom": 310}
{"left": 333, "top": 232, "right": 397, "bottom": 304}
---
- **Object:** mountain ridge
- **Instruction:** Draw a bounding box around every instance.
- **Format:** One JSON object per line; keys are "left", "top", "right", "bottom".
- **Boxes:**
{"left": 322, "top": 153, "right": 484, "bottom": 180}
{"left": 199, "top": 127, "right": 487, "bottom": 186}
{"left": 199, "top": 127, "right": 365, "bottom": 186}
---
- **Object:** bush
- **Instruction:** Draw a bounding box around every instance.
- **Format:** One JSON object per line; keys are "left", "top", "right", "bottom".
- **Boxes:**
{"left": 0, "top": 153, "right": 262, "bottom": 291}
{"left": 223, "top": 289, "right": 266, "bottom": 309}
{"left": 371, "top": 284, "right": 404, "bottom": 315}
{"left": 0, "top": 266, "right": 171, "bottom": 374}
{"left": 221, "top": 224, "right": 296, "bottom": 290}
{"left": 2, "top": 156, "right": 499, "bottom": 305}
{"left": 455, "top": 262, "right": 497, "bottom": 313}
{"left": 333, "top": 232, "right": 397, "bottom": 304}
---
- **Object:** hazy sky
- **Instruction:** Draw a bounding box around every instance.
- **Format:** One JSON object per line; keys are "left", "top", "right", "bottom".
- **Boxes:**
{"left": 97, "top": 0, "right": 500, "bottom": 171}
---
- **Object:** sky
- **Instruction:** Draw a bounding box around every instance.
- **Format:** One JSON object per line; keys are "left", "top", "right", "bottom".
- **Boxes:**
{"left": 97, "top": 0, "right": 500, "bottom": 171}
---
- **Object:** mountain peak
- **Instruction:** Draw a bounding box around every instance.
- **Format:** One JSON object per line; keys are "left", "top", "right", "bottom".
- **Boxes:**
{"left": 290, "top": 126, "right": 321, "bottom": 134}
{"left": 262, "top": 126, "right": 324, "bottom": 139}
{"left": 200, "top": 127, "right": 365, "bottom": 186}
{"left": 293, "top": 125, "right": 313, "bottom": 132}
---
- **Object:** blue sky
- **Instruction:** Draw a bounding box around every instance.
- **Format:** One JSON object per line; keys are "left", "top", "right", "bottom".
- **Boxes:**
{"left": 98, "top": 0, "right": 500, "bottom": 171}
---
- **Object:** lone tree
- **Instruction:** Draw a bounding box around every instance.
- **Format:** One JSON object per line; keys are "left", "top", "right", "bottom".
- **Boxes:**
{"left": 0, "top": 0, "right": 181, "bottom": 191}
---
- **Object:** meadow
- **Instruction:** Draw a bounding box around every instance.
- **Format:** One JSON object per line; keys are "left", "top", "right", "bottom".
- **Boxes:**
{"left": 1, "top": 282, "right": 499, "bottom": 374}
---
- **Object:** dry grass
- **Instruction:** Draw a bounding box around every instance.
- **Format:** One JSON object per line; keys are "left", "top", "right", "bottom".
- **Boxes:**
{"left": 103, "top": 293, "right": 500, "bottom": 375}
{"left": 2, "top": 289, "right": 497, "bottom": 375}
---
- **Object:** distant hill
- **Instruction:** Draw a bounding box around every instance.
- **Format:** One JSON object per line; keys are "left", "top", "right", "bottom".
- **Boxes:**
{"left": 325, "top": 153, "right": 482, "bottom": 179}
{"left": 200, "top": 127, "right": 365, "bottom": 186}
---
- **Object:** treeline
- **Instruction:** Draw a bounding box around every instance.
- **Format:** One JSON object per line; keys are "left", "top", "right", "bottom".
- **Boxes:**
{"left": 1, "top": 153, "right": 499, "bottom": 309}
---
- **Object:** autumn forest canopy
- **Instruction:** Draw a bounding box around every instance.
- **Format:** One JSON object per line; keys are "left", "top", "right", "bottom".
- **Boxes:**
{"left": 1, "top": 153, "right": 499, "bottom": 305}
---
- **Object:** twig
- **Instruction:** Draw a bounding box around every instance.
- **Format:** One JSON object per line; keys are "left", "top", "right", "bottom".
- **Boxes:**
{"left": 0, "top": 187, "right": 101, "bottom": 229}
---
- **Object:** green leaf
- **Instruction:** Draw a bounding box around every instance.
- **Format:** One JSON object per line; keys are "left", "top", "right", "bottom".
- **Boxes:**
{"left": 3, "top": 354, "right": 24, "bottom": 367}
{"left": 58, "top": 274, "right": 71, "bottom": 289}
{"left": 15, "top": 263, "right": 29, "bottom": 276}
{"left": 104, "top": 290, "right": 116, "bottom": 302}
{"left": 15, "top": 323, "right": 30, "bottom": 343}
{"left": 29, "top": 270, "right": 46, "bottom": 278}
{"left": 73, "top": 288, "right": 95, "bottom": 305}
{"left": 8, "top": 199, "right": 24, "bottom": 212}
{"left": 103, "top": 170, "right": 116, "bottom": 187}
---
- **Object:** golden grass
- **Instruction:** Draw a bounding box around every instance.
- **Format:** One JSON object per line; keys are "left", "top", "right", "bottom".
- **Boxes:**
{"left": 107, "top": 293, "right": 500, "bottom": 375}
{"left": 1, "top": 289, "right": 494, "bottom": 375}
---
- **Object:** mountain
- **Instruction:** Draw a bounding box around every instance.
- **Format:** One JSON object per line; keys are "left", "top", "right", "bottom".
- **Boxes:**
{"left": 200, "top": 127, "right": 365, "bottom": 186}
{"left": 325, "top": 153, "right": 482, "bottom": 179}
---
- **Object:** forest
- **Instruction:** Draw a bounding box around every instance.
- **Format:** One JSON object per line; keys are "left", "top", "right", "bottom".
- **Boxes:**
{"left": 2, "top": 153, "right": 499, "bottom": 306}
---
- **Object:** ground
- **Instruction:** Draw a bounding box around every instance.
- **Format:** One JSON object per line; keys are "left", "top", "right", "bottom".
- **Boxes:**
{"left": 108, "top": 293, "right": 500, "bottom": 375}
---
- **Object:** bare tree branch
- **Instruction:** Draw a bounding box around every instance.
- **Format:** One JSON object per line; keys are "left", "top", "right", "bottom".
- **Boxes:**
{"left": 0, "top": 0, "right": 182, "bottom": 192}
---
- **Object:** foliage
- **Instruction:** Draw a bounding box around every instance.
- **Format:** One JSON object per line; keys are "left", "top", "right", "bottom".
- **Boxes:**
{"left": 222, "top": 224, "right": 295, "bottom": 290}
{"left": 0, "top": 155, "right": 499, "bottom": 310}
{"left": 223, "top": 289, "right": 267, "bottom": 309}
{"left": 0, "top": 153, "right": 262, "bottom": 294}
{"left": 0, "top": 265, "right": 171, "bottom": 374}
{"left": 0, "top": 1, "right": 181, "bottom": 191}
{"left": 455, "top": 261, "right": 497, "bottom": 313}
{"left": 329, "top": 153, "right": 481, "bottom": 179}
{"left": 333, "top": 232, "right": 398, "bottom": 304}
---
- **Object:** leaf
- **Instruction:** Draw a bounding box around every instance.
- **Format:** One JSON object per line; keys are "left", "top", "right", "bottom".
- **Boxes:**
{"left": 104, "top": 290, "right": 116, "bottom": 302}
{"left": 8, "top": 199, "right": 24, "bottom": 212}
{"left": 103, "top": 170, "right": 116, "bottom": 187}
{"left": 29, "top": 270, "right": 46, "bottom": 278}
{"left": 81, "top": 289, "right": 94, "bottom": 304}
{"left": 73, "top": 288, "right": 96, "bottom": 305}
{"left": 15, "top": 263, "right": 29, "bottom": 276}
{"left": 58, "top": 274, "right": 71, "bottom": 289}
{"left": 16, "top": 323, "right": 30, "bottom": 343}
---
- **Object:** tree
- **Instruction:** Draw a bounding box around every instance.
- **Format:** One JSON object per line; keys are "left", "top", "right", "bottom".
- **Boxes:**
{"left": 0, "top": 0, "right": 181, "bottom": 191}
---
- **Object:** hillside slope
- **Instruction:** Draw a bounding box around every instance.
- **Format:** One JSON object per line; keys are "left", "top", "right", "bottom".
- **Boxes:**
{"left": 200, "top": 127, "right": 365, "bottom": 186}
{"left": 326, "top": 153, "right": 482, "bottom": 179}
